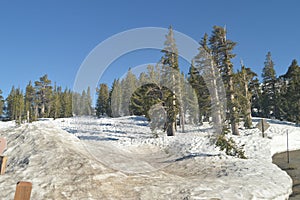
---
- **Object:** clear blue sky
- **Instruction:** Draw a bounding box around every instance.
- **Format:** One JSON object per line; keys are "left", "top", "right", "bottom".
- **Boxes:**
{"left": 1, "top": 0, "right": 299, "bottom": 99}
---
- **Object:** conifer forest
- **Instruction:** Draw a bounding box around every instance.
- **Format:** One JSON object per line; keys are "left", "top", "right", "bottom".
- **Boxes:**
{"left": 1, "top": 26, "right": 299, "bottom": 134}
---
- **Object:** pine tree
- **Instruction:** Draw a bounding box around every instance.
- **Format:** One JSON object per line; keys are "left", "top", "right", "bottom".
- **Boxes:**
{"left": 130, "top": 83, "right": 162, "bottom": 118}
{"left": 121, "top": 68, "right": 137, "bottom": 116}
{"left": 6, "top": 87, "right": 24, "bottom": 124}
{"left": 276, "top": 60, "right": 299, "bottom": 121}
{"left": 96, "top": 84, "right": 109, "bottom": 117}
{"left": 261, "top": 52, "right": 277, "bottom": 118}
{"left": 14, "top": 88, "right": 24, "bottom": 125}
{"left": 147, "top": 64, "right": 161, "bottom": 85}
{"left": 188, "top": 60, "right": 211, "bottom": 124}
{"left": 129, "top": 86, "right": 146, "bottom": 116}
{"left": 0, "top": 90, "right": 3, "bottom": 116}
{"left": 79, "top": 87, "right": 93, "bottom": 116}
{"left": 110, "top": 79, "right": 122, "bottom": 117}
{"left": 74, "top": 87, "right": 93, "bottom": 116}
{"left": 209, "top": 26, "right": 239, "bottom": 135}
{"left": 138, "top": 72, "right": 148, "bottom": 87}
{"left": 6, "top": 86, "right": 16, "bottom": 120}
{"left": 194, "top": 32, "right": 225, "bottom": 133}
{"left": 87, "top": 87, "right": 93, "bottom": 115}
{"left": 275, "top": 76, "right": 287, "bottom": 120}
{"left": 282, "top": 59, "right": 300, "bottom": 124}
{"left": 72, "top": 91, "right": 81, "bottom": 116}
{"left": 61, "top": 88, "right": 73, "bottom": 117}
{"left": 80, "top": 90, "right": 87, "bottom": 115}
{"left": 284, "top": 59, "right": 299, "bottom": 79}
{"left": 66, "top": 89, "right": 73, "bottom": 117}
{"left": 24, "top": 81, "right": 36, "bottom": 122}
{"left": 182, "top": 73, "right": 199, "bottom": 124}
{"left": 177, "top": 72, "right": 185, "bottom": 132}
{"left": 52, "top": 85, "right": 62, "bottom": 119}
{"left": 250, "top": 78, "right": 262, "bottom": 117}
{"left": 235, "top": 63, "right": 257, "bottom": 128}
{"left": 130, "top": 83, "right": 179, "bottom": 130}
{"left": 161, "top": 26, "right": 182, "bottom": 135}
{"left": 35, "top": 74, "right": 52, "bottom": 118}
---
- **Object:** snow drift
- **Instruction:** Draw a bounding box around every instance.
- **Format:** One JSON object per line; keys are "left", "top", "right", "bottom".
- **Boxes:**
{"left": 0, "top": 117, "right": 298, "bottom": 199}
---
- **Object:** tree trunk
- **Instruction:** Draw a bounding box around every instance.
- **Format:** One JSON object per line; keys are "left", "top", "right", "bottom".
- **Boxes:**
{"left": 229, "top": 74, "right": 239, "bottom": 135}
{"left": 167, "top": 73, "right": 176, "bottom": 136}
{"left": 180, "top": 110, "right": 185, "bottom": 132}
{"left": 18, "top": 109, "right": 22, "bottom": 125}
{"left": 26, "top": 110, "right": 30, "bottom": 123}
{"left": 41, "top": 103, "right": 45, "bottom": 117}
{"left": 166, "top": 120, "right": 175, "bottom": 136}
{"left": 178, "top": 76, "right": 185, "bottom": 133}
{"left": 47, "top": 104, "right": 51, "bottom": 118}
{"left": 34, "top": 105, "right": 38, "bottom": 120}
{"left": 208, "top": 59, "right": 223, "bottom": 134}
{"left": 244, "top": 72, "right": 252, "bottom": 128}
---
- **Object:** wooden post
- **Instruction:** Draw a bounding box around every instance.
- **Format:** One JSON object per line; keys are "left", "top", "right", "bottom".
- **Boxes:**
{"left": 0, "top": 137, "right": 7, "bottom": 155}
{"left": 256, "top": 119, "right": 270, "bottom": 138}
{"left": 262, "top": 119, "right": 265, "bottom": 138}
{"left": 287, "top": 130, "right": 289, "bottom": 163}
{"left": 14, "top": 181, "right": 32, "bottom": 200}
{"left": 0, "top": 156, "right": 7, "bottom": 175}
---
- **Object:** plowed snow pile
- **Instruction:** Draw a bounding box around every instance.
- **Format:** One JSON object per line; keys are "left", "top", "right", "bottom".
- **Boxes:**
{"left": 0, "top": 116, "right": 299, "bottom": 199}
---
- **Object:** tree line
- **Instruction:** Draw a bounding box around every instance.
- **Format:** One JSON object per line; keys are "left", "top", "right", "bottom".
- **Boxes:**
{"left": 0, "top": 25, "right": 299, "bottom": 135}
{"left": 95, "top": 26, "right": 300, "bottom": 137}
{"left": 0, "top": 74, "right": 92, "bottom": 124}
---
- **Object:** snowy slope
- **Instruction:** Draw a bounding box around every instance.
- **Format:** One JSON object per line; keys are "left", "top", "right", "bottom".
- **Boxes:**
{"left": 0, "top": 117, "right": 298, "bottom": 199}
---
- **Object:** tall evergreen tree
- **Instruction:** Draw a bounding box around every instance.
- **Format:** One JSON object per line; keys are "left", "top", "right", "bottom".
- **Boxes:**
{"left": 110, "top": 79, "right": 122, "bottom": 117}
{"left": 281, "top": 59, "right": 300, "bottom": 124}
{"left": 96, "top": 84, "right": 109, "bottom": 117}
{"left": 276, "top": 75, "right": 288, "bottom": 120}
{"left": 121, "top": 68, "right": 137, "bottom": 116}
{"left": 62, "top": 88, "right": 73, "bottom": 117}
{"left": 235, "top": 63, "right": 257, "bottom": 128}
{"left": 72, "top": 91, "right": 81, "bottom": 116}
{"left": 130, "top": 83, "right": 162, "bottom": 118}
{"left": 35, "top": 74, "right": 52, "bottom": 118}
{"left": 14, "top": 88, "right": 24, "bottom": 125}
{"left": 261, "top": 52, "right": 277, "bottom": 118}
{"left": 276, "top": 59, "right": 298, "bottom": 121}
{"left": 188, "top": 60, "right": 211, "bottom": 124}
{"left": 130, "top": 83, "right": 179, "bottom": 126}
{"left": 24, "top": 81, "right": 36, "bottom": 122}
{"left": 194, "top": 33, "right": 224, "bottom": 132}
{"left": 161, "top": 26, "right": 182, "bottom": 135}
{"left": 138, "top": 72, "right": 148, "bottom": 87}
{"left": 209, "top": 26, "right": 239, "bottom": 135}
{"left": 83, "top": 87, "right": 93, "bottom": 115}
{"left": 182, "top": 73, "right": 199, "bottom": 124}
{"left": 51, "top": 85, "right": 62, "bottom": 119}
{"left": 6, "top": 86, "right": 16, "bottom": 120}
{"left": 250, "top": 78, "right": 262, "bottom": 117}
{"left": 0, "top": 90, "right": 3, "bottom": 116}
{"left": 147, "top": 64, "right": 161, "bottom": 85}
{"left": 6, "top": 87, "right": 24, "bottom": 124}
{"left": 80, "top": 90, "right": 87, "bottom": 115}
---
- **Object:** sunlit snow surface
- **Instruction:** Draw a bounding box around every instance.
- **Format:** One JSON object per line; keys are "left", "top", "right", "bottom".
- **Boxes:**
{"left": 0, "top": 116, "right": 298, "bottom": 199}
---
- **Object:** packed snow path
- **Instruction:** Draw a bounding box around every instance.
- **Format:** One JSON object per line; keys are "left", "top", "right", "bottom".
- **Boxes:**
{"left": 0, "top": 117, "right": 297, "bottom": 199}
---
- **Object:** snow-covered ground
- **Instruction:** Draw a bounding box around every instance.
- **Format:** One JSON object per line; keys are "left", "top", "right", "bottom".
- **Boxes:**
{"left": 0, "top": 116, "right": 299, "bottom": 199}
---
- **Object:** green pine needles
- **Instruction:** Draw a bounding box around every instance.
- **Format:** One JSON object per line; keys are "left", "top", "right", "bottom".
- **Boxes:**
{"left": 215, "top": 127, "right": 247, "bottom": 159}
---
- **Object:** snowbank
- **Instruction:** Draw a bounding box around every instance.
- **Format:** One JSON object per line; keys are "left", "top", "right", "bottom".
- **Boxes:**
{"left": 0, "top": 121, "right": 115, "bottom": 199}
{"left": 0, "top": 117, "right": 298, "bottom": 199}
